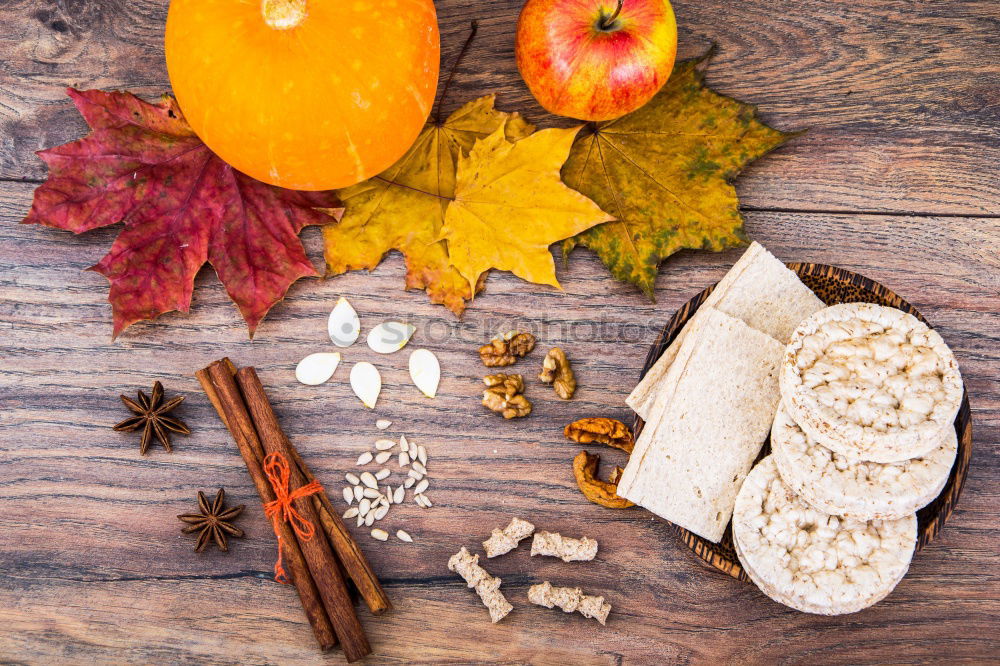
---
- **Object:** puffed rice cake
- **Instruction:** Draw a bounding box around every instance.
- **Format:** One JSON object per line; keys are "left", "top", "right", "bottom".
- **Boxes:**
{"left": 771, "top": 403, "right": 957, "bottom": 520}
{"left": 733, "top": 456, "right": 917, "bottom": 615}
{"left": 780, "top": 303, "right": 962, "bottom": 463}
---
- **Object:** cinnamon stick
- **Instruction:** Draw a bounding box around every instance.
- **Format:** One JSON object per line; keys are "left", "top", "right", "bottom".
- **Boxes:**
{"left": 236, "top": 366, "right": 370, "bottom": 662}
{"left": 198, "top": 362, "right": 337, "bottom": 652}
{"left": 201, "top": 358, "right": 391, "bottom": 616}
{"left": 284, "top": 437, "right": 392, "bottom": 615}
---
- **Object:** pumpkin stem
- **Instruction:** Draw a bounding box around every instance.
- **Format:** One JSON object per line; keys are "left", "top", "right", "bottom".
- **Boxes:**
{"left": 262, "top": 0, "right": 306, "bottom": 30}
{"left": 433, "top": 20, "right": 479, "bottom": 125}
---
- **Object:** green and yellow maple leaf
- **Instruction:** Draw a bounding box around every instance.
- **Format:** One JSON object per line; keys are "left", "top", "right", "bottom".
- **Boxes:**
{"left": 323, "top": 95, "right": 533, "bottom": 315}
{"left": 562, "top": 51, "right": 800, "bottom": 299}
{"left": 442, "top": 126, "right": 614, "bottom": 292}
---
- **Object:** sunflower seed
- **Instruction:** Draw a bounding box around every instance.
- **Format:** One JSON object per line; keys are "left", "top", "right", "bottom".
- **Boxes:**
{"left": 394, "top": 486, "right": 405, "bottom": 504}
{"left": 414, "top": 479, "right": 429, "bottom": 495}
{"left": 396, "top": 530, "right": 413, "bottom": 543}
{"left": 375, "top": 451, "right": 392, "bottom": 464}
{"left": 356, "top": 514, "right": 364, "bottom": 527}
{"left": 343, "top": 507, "right": 359, "bottom": 519}
{"left": 360, "top": 472, "right": 378, "bottom": 489}
{"left": 358, "top": 498, "right": 371, "bottom": 516}
{"left": 345, "top": 473, "right": 360, "bottom": 485}
{"left": 363, "top": 487, "right": 380, "bottom": 499}
{"left": 373, "top": 505, "right": 389, "bottom": 521}
{"left": 400, "top": 435, "right": 409, "bottom": 452}
{"left": 376, "top": 419, "right": 392, "bottom": 430}
{"left": 404, "top": 477, "right": 415, "bottom": 488}
{"left": 375, "top": 439, "right": 395, "bottom": 451}
{"left": 417, "top": 445, "right": 427, "bottom": 466}
{"left": 384, "top": 488, "right": 393, "bottom": 505}
{"left": 421, "top": 495, "right": 433, "bottom": 507}
{"left": 371, "top": 528, "right": 389, "bottom": 541}
{"left": 356, "top": 451, "right": 373, "bottom": 465}
{"left": 408, "top": 469, "right": 423, "bottom": 481}
{"left": 364, "top": 511, "right": 376, "bottom": 527}
{"left": 414, "top": 494, "right": 427, "bottom": 508}
{"left": 353, "top": 485, "right": 364, "bottom": 502}
{"left": 375, "top": 468, "right": 391, "bottom": 481}
{"left": 411, "top": 461, "right": 427, "bottom": 476}
{"left": 342, "top": 487, "right": 354, "bottom": 505}
{"left": 398, "top": 451, "right": 410, "bottom": 467}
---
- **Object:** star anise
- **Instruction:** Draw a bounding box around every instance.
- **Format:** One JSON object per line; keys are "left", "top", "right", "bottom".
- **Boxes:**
{"left": 113, "top": 381, "right": 190, "bottom": 455}
{"left": 178, "top": 488, "right": 245, "bottom": 553}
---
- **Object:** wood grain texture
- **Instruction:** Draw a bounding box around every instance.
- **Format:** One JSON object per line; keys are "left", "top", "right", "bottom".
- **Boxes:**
{"left": 1, "top": 0, "right": 999, "bottom": 663}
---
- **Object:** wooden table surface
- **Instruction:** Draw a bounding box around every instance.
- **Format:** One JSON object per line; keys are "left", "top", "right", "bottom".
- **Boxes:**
{"left": 2, "top": 1, "right": 998, "bottom": 663}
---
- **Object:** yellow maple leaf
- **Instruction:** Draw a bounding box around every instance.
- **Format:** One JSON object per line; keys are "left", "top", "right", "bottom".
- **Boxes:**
{"left": 322, "top": 96, "right": 533, "bottom": 315}
{"left": 562, "top": 50, "right": 800, "bottom": 299}
{"left": 441, "top": 126, "right": 615, "bottom": 292}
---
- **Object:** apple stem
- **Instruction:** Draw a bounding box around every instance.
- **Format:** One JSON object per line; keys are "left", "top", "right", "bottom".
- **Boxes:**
{"left": 433, "top": 20, "right": 479, "bottom": 125}
{"left": 598, "top": 0, "right": 624, "bottom": 30}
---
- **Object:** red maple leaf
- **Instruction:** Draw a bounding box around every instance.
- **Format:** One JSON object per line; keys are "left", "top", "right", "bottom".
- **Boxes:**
{"left": 22, "top": 89, "right": 343, "bottom": 338}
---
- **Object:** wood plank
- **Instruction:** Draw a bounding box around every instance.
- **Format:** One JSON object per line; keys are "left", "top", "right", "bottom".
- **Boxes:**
{"left": 1, "top": 0, "right": 999, "bottom": 214}
{"left": 1, "top": 178, "right": 997, "bottom": 662}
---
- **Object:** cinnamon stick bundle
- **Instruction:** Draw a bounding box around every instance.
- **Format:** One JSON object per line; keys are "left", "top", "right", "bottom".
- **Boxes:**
{"left": 197, "top": 358, "right": 389, "bottom": 660}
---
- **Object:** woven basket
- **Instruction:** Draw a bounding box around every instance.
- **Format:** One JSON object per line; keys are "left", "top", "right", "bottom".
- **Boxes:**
{"left": 632, "top": 263, "right": 973, "bottom": 581}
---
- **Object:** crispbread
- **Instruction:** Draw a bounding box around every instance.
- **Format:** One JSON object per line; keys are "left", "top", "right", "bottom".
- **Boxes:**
{"left": 781, "top": 303, "right": 963, "bottom": 462}
{"left": 771, "top": 403, "right": 957, "bottom": 520}
{"left": 627, "top": 241, "right": 824, "bottom": 419}
{"left": 733, "top": 456, "right": 917, "bottom": 615}
{"left": 617, "top": 307, "right": 784, "bottom": 542}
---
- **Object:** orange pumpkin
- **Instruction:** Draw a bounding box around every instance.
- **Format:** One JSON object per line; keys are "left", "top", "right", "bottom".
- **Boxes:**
{"left": 165, "top": 0, "right": 440, "bottom": 190}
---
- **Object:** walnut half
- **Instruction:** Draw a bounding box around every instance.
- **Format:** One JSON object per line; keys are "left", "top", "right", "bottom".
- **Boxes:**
{"left": 482, "top": 374, "right": 532, "bottom": 419}
{"left": 479, "top": 331, "right": 536, "bottom": 367}
{"left": 564, "top": 418, "right": 634, "bottom": 453}
{"left": 539, "top": 347, "right": 576, "bottom": 399}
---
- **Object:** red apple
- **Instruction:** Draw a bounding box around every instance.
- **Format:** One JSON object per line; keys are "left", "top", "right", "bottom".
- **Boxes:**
{"left": 516, "top": 0, "right": 677, "bottom": 121}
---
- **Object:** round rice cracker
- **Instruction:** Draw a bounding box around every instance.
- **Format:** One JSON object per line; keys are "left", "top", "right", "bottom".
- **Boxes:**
{"left": 780, "top": 303, "right": 962, "bottom": 463}
{"left": 733, "top": 456, "right": 917, "bottom": 615}
{"left": 771, "top": 403, "right": 957, "bottom": 520}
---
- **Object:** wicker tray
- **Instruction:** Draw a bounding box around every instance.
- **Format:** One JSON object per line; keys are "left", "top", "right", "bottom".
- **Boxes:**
{"left": 632, "top": 262, "right": 973, "bottom": 582}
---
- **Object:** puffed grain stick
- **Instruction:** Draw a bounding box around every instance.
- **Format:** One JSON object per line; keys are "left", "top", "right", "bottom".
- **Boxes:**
{"left": 483, "top": 517, "right": 535, "bottom": 558}
{"left": 447, "top": 547, "right": 512, "bottom": 623}
{"left": 530, "top": 531, "right": 598, "bottom": 562}
{"left": 528, "top": 581, "right": 611, "bottom": 625}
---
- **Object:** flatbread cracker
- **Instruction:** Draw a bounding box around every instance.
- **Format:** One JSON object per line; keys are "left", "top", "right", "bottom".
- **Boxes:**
{"left": 628, "top": 242, "right": 823, "bottom": 419}
{"left": 771, "top": 403, "right": 957, "bottom": 520}
{"left": 618, "top": 307, "right": 784, "bottom": 542}
{"left": 733, "top": 456, "right": 916, "bottom": 615}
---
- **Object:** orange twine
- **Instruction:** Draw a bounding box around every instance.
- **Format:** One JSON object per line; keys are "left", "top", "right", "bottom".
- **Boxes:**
{"left": 262, "top": 452, "right": 323, "bottom": 584}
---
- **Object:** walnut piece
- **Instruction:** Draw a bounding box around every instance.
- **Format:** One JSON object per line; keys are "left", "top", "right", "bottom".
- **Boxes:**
{"left": 479, "top": 331, "right": 536, "bottom": 367}
{"left": 573, "top": 451, "right": 634, "bottom": 509}
{"left": 530, "top": 531, "right": 598, "bottom": 562}
{"left": 528, "top": 581, "right": 611, "bottom": 625}
{"left": 483, "top": 517, "right": 535, "bottom": 558}
{"left": 447, "top": 546, "right": 513, "bottom": 623}
{"left": 482, "top": 374, "right": 532, "bottom": 419}
{"left": 564, "top": 417, "right": 634, "bottom": 453}
{"left": 539, "top": 347, "right": 575, "bottom": 399}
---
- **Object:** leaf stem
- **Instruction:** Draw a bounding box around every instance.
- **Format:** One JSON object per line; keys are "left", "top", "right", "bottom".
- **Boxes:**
{"left": 432, "top": 20, "right": 479, "bottom": 125}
